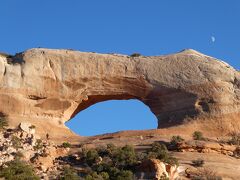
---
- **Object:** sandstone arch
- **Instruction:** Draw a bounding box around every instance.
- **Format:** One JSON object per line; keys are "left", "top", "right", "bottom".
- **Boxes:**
{"left": 0, "top": 48, "right": 239, "bottom": 140}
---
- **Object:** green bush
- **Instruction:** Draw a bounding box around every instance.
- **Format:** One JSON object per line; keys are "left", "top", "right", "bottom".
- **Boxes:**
{"left": 228, "top": 133, "right": 240, "bottom": 146}
{"left": 0, "top": 159, "right": 39, "bottom": 180}
{"left": 106, "top": 143, "right": 117, "bottom": 155}
{"left": 137, "top": 152, "right": 148, "bottom": 161}
{"left": 108, "top": 167, "right": 120, "bottom": 178}
{"left": 90, "top": 144, "right": 137, "bottom": 169}
{"left": 105, "top": 168, "right": 133, "bottom": 180}
{"left": 192, "top": 158, "right": 205, "bottom": 167}
{"left": 99, "top": 172, "right": 109, "bottom": 180}
{"left": 147, "top": 142, "right": 178, "bottom": 166}
{"left": 149, "top": 142, "right": 169, "bottom": 157}
{"left": 34, "top": 139, "right": 43, "bottom": 151}
{"left": 11, "top": 136, "right": 22, "bottom": 149}
{"left": 193, "top": 131, "right": 204, "bottom": 140}
{"left": 85, "top": 172, "right": 105, "bottom": 180}
{"left": 62, "top": 142, "right": 71, "bottom": 148}
{"left": 96, "top": 146, "right": 109, "bottom": 157}
{"left": 92, "top": 162, "right": 111, "bottom": 173}
{"left": 112, "top": 145, "right": 137, "bottom": 168}
{"left": 83, "top": 143, "right": 176, "bottom": 179}
{"left": 0, "top": 115, "right": 8, "bottom": 130}
{"left": 130, "top": 53, "right": 141, "bottom": 58}
{"left": 85, "top": 149, "right": 100, "bottom": 166}
{"left": 115, "top": 170, "right": 133, "bottom": 180}
{"left": 83, "top": 145, "right": 136, "bottom": 180}
{"left": 60, "top": 167, "right": 79, "bottom": 180}
{"left": 170, "top": 135, "right": 184, "bottom": 146}
{"left": 85, "top": 171, "right": 110, "bottom": 180}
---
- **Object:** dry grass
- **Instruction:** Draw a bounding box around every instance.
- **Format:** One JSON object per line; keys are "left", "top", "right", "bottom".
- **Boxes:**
{"left": 194, "top": 168, "right": 222, "bottom": 180}
{"left": 186, "top": 167, "right": 222, "bottom": 180}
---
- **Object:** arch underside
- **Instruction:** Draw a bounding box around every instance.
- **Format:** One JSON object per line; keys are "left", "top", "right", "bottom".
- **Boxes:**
{"left": 70, "top": 94, "right": 138, "bottom": 118}
{"left": 69, "top": 87, "right": 200, "bottom": 129}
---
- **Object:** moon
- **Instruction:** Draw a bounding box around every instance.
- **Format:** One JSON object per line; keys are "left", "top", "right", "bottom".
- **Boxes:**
{"left": 211, "top": 36, "right": 216, "bottom": 43}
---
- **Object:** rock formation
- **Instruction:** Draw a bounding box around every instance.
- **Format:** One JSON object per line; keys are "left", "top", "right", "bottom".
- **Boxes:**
{"left": 0, "top": 126, "right": 69, "bottom": 178}
{"left": 137, "top": 159, "right": 179, "bottom": 180}
{"left": 0, "top": 48, "right": 239, "bottom": 139}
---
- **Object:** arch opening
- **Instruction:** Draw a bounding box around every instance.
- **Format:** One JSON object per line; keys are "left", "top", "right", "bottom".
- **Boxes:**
{"left": 65, "top": 99, "right": 158, "bottom": 136}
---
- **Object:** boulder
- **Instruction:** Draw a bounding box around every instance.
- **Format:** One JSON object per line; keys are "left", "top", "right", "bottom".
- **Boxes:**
{"left": 137, "top": 159, "right": 169, "bottom": 179}
{"left": 137, "top": 158, "right": 181, "bottom": 179}
{"left": 19, "top": 122, "right": 35, "bottom": 134}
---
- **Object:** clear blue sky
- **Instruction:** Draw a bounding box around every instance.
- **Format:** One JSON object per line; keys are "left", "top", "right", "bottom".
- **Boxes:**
{"left": 0, "top": 1, "right": 239, "bottom": 136}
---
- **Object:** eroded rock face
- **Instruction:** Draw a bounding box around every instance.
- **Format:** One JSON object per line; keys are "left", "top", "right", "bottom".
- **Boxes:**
{"left": 0, "top": 49, "right": 239, "bottom": 139}
{"left": 137, "top": 159, "right": 179, "bottom": 180}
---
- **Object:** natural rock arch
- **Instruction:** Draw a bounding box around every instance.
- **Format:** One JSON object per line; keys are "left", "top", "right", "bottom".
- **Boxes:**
{"left": 0, "top": 48, "right": 239, "bottom": 140}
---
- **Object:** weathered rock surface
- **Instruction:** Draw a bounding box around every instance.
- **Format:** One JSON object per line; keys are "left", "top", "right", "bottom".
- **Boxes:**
{"left": 0, "top": 127, "right": 69, "bottom": 179}
{"left": 0, "top": 48, "right": 239, "bottom": 139}
{"left": 19, "top": 122, "right": 35, "bottom": 134}
{"left": 137, "top": 158, "right": 179, "bottom": 180}
{"left": 174, "top": 140, "right": 238, "bottom": 157}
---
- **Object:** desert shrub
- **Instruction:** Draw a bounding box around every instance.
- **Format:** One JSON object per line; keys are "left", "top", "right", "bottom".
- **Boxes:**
{"left": 171, "top": 136, "right": 184, "bottom": 145}
{"left": 228, "top": 132, "right": 240, "bottom": 146}
{"left": 60, "top": 167, "right": 79, "bottom": 180}
{"left": 108, "top": 167, "right": 120, "bottom": 178}
{"left": 94, "top": 144, "right": 137, "bottom": 169}
{"left": 0, "top": 159, "right": 39, "bottom": 180}
{"left": 137, "top": 152, "right": 148, "bottom": 161}
{"left": 29, "top": 125, "right": 36, "bottom": 129}
{"left": 96, "top": 146, "right": 109, "bottom": 157}
{"left": 62, "top": 142, "right": 71, "bottom": 148}
{"left": 92, "top": 162, "right": 111, "bottom": 173}
{"left": 130, "top": 53, "right": 141, "bottom": 58}
{"left": 34, "top": 139, "right": 43, "bottom": 151}
{"left": 0, "top": 115, "right": 8, "bottom": 130}
{"left": 115, "top": 170, "right": 133, "bottom": 180}
{"left": 105, "top": 168, "right": 133, "bottom": 180}
{"left": 11, "top": 135, "right": 22, "bottom": 149}
{"left": 85, "top": 149, "right": 100, "bottom": 166}
{"left": 193, "top": 131, "right": 205, "bottom": 140}
{"left": 100, "top": 172, "right": 109, "bottom": 179}
{"left": 111, "top": 145, "right": 137, "bottom": 168}
{"left": 84, "top": 175, "right": 94, "bottom": 180}
{"left": 163, "top": 156, "right": 178, "bottom": 166}
{"left": 85, "top": 171, "right": 111, "bottom": 180}
{"left": 106, "top": 143, "right": 117, "bottom": 154}
{"left": 147, "top": 142, "right": 178, "bottom": 166}
{"left": 192, "top": 158, "right": 205, "bottom": 167}
{"left": 85, "top": 171, "right": 110, "bottom": 180}
{"left": 233, "top": 146, "right": 240, "bottom": 158}
{"left": 83, "top": 143, "right": 175, "bottom": 179}
{"left": 83, "top": 145, "right": 135, "bottom": 179}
